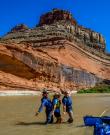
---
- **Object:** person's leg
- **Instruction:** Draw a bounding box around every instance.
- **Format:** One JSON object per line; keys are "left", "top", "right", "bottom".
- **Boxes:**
{"left": 54, "top": 112, "right": 58, "bottom": 123}
{"left": 67, "top": 111, "right": 74, "bottom": 123}
{"left": 54, "top": 112, "right": 62, "bottom": 123}
{"left": 57, "top": 116, "right": 62, "bottom": 123}
{"left": 50, "top": 114, "right": 53, "bottom": 123}
{"left": 45, "top": 111, "right": 48, "bottom": 124}
{"left": 46, "top": 111, "right": 53, "bottom": 124}
{"left": 57, "top": 111, "right": 62, "bottom": 123}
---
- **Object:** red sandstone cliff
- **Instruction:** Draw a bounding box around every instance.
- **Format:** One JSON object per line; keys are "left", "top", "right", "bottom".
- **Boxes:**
{"left": 0, "top": 9, "right": 110, "bottom": 92}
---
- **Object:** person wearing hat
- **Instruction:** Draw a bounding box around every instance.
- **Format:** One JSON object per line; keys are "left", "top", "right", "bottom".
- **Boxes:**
{"left": 35, "top": 89, "right": 53, "bottom": 124}
{"left": 62, "top": 91, "right": 73, "bottom": 123}
{"left": 51, "top": 92, "right": 62, "bottom": 123}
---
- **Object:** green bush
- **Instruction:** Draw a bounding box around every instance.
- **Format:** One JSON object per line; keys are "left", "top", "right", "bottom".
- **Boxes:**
{"left": 77, "top": 85, "right": 110, "bottom": 93}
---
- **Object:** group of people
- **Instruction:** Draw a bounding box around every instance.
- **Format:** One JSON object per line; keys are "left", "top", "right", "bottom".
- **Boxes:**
{"left": 35, "top": 89, "right": 73, "bottom": 124}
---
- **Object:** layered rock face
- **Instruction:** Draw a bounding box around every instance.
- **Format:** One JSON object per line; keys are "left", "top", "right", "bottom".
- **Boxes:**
{"left": 0, "top": 9, "right": 110, "bottom": 91}
{"left": 3, "top": 9, "right": 106, "bottom": 52}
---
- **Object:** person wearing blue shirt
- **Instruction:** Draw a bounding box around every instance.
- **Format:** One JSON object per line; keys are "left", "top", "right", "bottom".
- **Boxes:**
{"left": 62, "top": 91, "right": 73, "bottom": 123}
{"left": 52, "top": 93, "right": 62, "bottom": 123}
{"left": 35, "top": 90, "right": 53, "bottom": 124}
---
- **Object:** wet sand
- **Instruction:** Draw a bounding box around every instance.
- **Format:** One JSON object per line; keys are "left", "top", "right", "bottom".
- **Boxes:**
{"left": 0, "top": 94, "right": 110, "bottom": 135}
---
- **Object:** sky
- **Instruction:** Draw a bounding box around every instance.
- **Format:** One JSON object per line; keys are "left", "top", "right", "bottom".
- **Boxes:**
{"left": 0, "top": 0, "right": 110, "bottom": 52}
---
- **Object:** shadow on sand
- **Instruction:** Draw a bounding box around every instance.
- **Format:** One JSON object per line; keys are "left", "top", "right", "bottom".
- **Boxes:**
{"left": 15, "top": 121, "right": 45, "bottom": 126}
{"left": 15, "top": 121, "right": 70, "bottom": 126}
{"left": 76, "top": 125, "right": 85, "bottom": 128}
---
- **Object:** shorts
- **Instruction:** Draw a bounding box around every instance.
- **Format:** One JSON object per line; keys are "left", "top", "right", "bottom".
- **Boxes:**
{"left": 54, "top": 112, "right": 61, "bottom": 117}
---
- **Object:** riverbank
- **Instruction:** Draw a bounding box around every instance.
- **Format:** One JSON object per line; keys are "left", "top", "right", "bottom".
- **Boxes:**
{"left": 0, "top": 89, "right": 77, "bottom": 96}
{"left": 77, "top": 85, "right": 110, "bottom": 94}
{"left": 0, "top": 90, "right": 40, "bottom": 96}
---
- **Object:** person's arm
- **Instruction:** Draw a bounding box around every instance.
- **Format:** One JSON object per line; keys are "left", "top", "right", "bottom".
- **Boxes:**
{"left": 62, "top": 98, "right": 66, "bottom": 114}
{"left": 63, "top": 105, "right": 66, "bottom": 114}
{"left": 51, "top": 99, "right": 57, "bottom": 115}
{"left": 35, "top": 99, "right": 46, "bottom": 116}
{"left": 51, "top": 104, "right": 56, "bottom": 115}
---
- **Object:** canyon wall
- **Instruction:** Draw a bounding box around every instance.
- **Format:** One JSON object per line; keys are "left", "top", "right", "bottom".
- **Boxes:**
{"left": 0, "top": 9, "right": 109, "bottom": 91}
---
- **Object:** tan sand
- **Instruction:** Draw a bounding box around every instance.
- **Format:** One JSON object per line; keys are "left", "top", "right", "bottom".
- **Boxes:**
{"left": 0, "top": 94, "right": 110, "bottom": 135}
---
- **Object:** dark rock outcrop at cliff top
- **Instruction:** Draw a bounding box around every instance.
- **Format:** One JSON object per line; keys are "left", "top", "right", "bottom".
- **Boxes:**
{"left": 10, "top": 24, "right": 29, "bottom": 33}
{"left": 39, "top": 8, "right": 77, "bottom": 26}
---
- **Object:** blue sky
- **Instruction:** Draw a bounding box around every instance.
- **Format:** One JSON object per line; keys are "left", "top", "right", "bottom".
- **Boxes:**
{"left": 0, "top": 0, "right": 110, "bottom": 52}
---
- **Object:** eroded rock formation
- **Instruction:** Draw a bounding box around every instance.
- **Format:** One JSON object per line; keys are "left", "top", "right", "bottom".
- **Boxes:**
{"left": 0, "top": 9, "right": 109, "bottom": 92}
{"left": 39, "top": 8, "right": 77, "bottom": 26}
{"left": 3, "top": 9, "right": 106, "bottom": 52}
{"left": 10, "top": 24, "right": 29, "bottom": 33}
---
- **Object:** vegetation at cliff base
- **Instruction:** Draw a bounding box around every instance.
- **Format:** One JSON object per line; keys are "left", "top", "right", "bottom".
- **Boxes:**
{"left": 77, "top": 85, "right": 110, "bottom": 93}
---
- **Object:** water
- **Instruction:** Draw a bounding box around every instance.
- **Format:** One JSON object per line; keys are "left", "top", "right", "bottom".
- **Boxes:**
{"left": 0, "top": 94, "right": 110, "bottom": 135}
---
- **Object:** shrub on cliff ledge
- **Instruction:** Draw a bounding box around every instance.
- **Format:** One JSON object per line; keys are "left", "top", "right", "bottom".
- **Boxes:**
{"left": 77, "top": 85, "right": 110, "bottom": 93}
